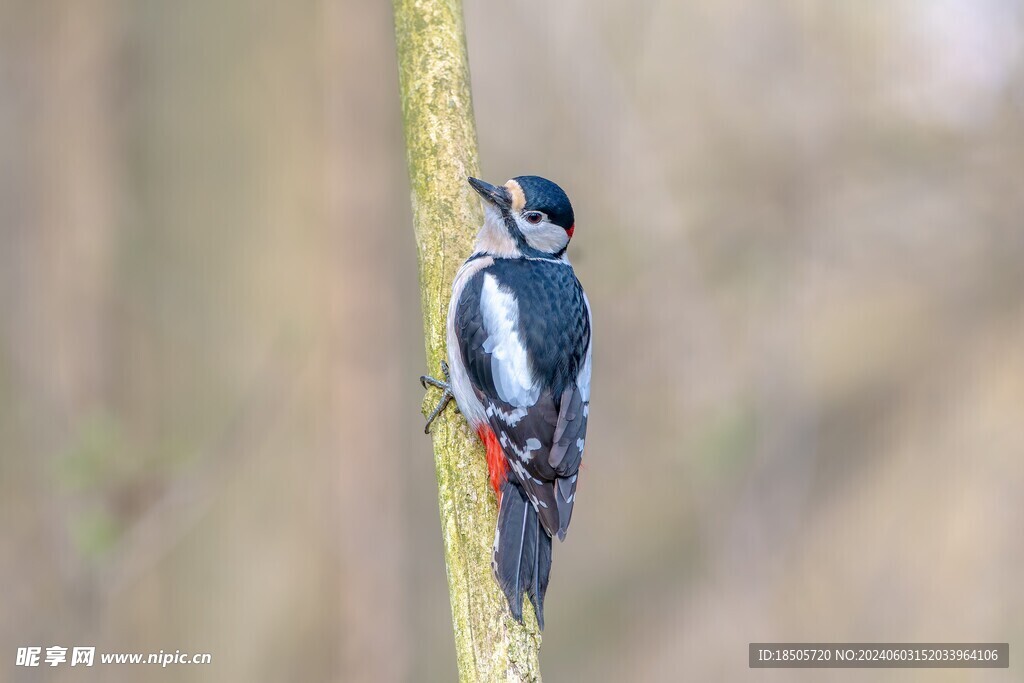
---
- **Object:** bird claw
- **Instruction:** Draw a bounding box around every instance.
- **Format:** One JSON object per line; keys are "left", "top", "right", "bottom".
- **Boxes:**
{"left": 420, "top": 361, "right": 453, "bottom": 434}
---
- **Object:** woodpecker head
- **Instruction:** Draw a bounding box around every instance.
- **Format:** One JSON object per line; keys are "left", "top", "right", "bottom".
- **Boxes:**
{"left": 468, "top": 175, "right": 576, "bottom": 259}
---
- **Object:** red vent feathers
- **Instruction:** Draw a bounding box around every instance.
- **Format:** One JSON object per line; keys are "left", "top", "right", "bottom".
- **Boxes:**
{"left": 477, "top": 425, "right": 508, "bottom": 496}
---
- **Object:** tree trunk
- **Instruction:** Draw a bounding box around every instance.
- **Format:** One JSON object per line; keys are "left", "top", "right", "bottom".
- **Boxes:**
{"left": 392, "top": 0, "right": 543, "bottom": 680}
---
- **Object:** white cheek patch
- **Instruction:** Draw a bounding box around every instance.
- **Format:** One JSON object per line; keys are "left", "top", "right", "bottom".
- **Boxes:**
{"left": 516, "top": 215, "right": 570, "bottom": 254}
{"left": 480, "top": 273, "right": 540, "bottom": 407}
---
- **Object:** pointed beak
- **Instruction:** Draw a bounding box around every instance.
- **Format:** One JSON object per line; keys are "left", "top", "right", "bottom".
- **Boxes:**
{"left": 468, "top": 177, "right": 512, "bottom": 210}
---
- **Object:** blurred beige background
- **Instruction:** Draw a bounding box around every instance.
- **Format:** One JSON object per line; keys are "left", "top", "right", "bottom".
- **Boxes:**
{"left": 2, "top": 0, "right": 1023, "bottom": 681}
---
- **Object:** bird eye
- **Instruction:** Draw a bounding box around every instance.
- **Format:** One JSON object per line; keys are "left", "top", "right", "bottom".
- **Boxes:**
{"left": 525, "top": 212, "right": 543, "bottom": 225}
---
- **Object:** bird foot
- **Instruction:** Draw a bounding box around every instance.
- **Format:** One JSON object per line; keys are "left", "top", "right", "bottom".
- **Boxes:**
{"left": 420, "top": 361, "right": 453, "bottom": 434}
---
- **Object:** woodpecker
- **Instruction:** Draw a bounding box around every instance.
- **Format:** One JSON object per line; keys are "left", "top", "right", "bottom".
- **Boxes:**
{"left": 421, "top": 175, "right": 591, "bottom": 630}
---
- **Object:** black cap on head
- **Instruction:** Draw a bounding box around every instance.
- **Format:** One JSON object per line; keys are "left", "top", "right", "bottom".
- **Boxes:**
{"left": 513, "top": 175, "right": 575, "bottom": 230}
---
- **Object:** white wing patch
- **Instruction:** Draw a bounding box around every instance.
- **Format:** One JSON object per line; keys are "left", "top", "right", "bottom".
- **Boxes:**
{"left": 578, "top": 292, "right": 593, "bottom": 403}
{"left": 578, "top": 292, "right": 593, "bottom": 420}
{"left": 480, "top": 273, "right": 540, "bottom": 407}
{"left": 485, "top": 402, "right": 529, "bottom": 427}
{"left": 498, "top": 430, "right": 542, "bottom": 463}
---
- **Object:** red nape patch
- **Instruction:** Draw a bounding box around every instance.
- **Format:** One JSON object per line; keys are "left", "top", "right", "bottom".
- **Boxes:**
{"left": 477, "top": 425, "right": 508, "bottom": 496}
{"left": 566, "top": 224, "right": 575, "bottom": 238}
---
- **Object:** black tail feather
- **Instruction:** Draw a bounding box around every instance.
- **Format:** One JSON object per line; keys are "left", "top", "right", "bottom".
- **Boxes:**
{"left": 530, "top": 517, "right": 552, "bottom": 626}
{"left": 493, "top": 480, "right": 553, "bottom": 629}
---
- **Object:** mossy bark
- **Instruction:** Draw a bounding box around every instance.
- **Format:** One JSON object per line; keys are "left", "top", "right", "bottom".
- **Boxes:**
{"left": 393, "top": 0, "right": 543, "bottom": 681}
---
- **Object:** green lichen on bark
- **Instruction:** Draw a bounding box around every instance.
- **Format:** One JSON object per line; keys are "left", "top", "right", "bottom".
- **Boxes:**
{"left": 392, "top": 0, "right": 543, "bottom": 680}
